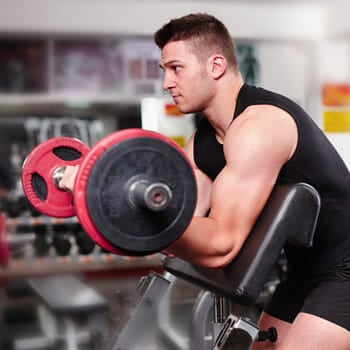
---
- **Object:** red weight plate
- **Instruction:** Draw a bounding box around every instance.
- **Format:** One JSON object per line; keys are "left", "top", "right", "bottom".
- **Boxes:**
{"left": 22, "top": 137, "right": 90, "bottom": 218}
{"left": 74, "top": 129, "right": 186, "bottom": 254}
{"left": 0, "top": 213, "right": 9, "bottom": 267}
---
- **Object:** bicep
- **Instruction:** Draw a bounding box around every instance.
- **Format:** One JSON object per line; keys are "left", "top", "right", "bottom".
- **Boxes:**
{"left": 209, "top": 166, "right": 273, "bottom": 243}
{"left": 209, "top": 111, "right": 297, "bottom": 247}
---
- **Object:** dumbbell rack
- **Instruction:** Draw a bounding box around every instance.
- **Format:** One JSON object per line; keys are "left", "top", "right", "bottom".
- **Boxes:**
{"left": 0, "top": 215, "right": 163, "bottom": 279}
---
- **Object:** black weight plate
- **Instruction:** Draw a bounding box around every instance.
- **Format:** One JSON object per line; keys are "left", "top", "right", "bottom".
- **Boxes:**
{"left": 85, "top": 137, "right": 197, "bottom": 255}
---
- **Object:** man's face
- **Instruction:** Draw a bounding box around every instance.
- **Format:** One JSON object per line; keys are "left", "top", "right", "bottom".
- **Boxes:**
{"left": 159, "top": 40, "right": 214, "bottom": 114}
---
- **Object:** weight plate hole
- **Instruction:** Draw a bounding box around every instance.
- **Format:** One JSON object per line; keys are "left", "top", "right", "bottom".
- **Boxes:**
{"left": 53, "top": 146, "right": 82, "bottom": 161}
{"left": 32, "top": 173, "right": 47, "bottom": 201}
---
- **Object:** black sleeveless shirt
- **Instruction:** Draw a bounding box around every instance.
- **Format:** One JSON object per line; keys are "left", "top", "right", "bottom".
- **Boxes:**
{"left": 194, "top": 84, "right": 350, "bottom": 277}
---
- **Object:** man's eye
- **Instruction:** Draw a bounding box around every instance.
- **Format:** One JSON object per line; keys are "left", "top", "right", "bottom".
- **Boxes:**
{"left": 173, "top": 66, "right": 181, "bottom": 72}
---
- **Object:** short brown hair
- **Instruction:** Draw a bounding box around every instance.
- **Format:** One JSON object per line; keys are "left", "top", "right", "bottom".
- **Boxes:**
{"left": 154, "top": 13, "right": 238, "bottom": 71}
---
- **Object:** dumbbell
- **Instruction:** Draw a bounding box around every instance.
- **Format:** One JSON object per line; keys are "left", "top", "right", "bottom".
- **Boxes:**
{"left": 74, "top": 227, "right": 95, "bottom": 255}
{"left": 0, "top": 213, "right": 36, "bottom": 267}
{"left": 22, "top": 129, "right": 197, "bottom": 256}
{"left": 52, "top": 234, "right": 72, "bottom": 256}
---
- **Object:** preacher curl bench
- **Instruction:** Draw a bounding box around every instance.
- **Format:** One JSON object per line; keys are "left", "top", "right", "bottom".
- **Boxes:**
{"left": 104, "top": 182, "right": 321, "bottom": 350}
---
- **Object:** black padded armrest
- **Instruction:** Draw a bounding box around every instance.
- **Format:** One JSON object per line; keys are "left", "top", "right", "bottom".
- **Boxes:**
{"left": 163, "top": 183, "right": 320, "bottom": 305}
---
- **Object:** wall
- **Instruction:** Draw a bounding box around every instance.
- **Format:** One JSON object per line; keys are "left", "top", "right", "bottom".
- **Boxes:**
{"left": 0, "top": 0, "right": 324, "bottom": 40}
{"left": 317, "top": 39, "right": 350, "bottom": 166}
{"left": 259, "top": 42, "right": 309, "bottom": 107}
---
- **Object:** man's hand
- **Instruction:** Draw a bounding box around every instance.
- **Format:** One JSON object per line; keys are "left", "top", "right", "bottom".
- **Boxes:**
{"left": 58, "top": 165, "right": 79, "bottom": 193}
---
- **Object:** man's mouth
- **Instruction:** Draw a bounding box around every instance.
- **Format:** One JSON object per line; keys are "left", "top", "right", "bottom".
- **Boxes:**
{"left": 172, "top": 95, "right": 181, "bottom": 103}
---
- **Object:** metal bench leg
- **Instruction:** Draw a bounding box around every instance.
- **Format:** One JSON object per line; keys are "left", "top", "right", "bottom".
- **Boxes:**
{"left": 104, "top": 271, "right": 171, "bottom": 350}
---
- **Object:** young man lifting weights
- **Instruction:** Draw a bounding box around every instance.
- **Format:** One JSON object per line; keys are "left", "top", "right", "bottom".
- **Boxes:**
{"left": 59, "top": 13, "right": 350, "bottom": 349}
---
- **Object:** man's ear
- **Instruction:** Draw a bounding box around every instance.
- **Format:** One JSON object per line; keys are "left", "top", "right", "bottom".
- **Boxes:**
{"left": 209, "top": 54, "right": 226, "bottom": 79}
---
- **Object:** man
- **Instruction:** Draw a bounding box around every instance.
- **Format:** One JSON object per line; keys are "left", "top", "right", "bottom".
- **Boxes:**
{"left": 154, "top": 13, "right": 350, "bottom": 350}
{"left": 59, "top": 13, "right": 350, "bottom": 349}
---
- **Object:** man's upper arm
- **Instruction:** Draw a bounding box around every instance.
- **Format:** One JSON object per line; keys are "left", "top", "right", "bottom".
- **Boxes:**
{"left": 208, "top": 108, "right": 298, "bottom": 253}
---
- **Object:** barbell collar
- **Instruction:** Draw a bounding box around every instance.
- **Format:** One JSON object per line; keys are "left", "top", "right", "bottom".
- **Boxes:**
{"left": 52, "top": 166, "right": 66, "bottom": 188}
{"left": 127, "top": 175, "right": 172, "bottom": 212}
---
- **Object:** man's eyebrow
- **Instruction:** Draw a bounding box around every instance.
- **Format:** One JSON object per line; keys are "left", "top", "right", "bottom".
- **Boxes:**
{"left": 159, "top": 59, "right": 183, "bottom": 69}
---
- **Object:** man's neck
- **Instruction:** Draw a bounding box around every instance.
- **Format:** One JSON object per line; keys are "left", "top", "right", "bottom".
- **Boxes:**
{"left": 204, "top": 75, "right": 244, "bottom": 142}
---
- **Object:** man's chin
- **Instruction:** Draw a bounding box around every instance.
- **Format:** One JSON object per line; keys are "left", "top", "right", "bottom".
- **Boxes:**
{"left": 171, "top": 98, "right": 194, "bottom": 114}
{"left": 175, "top": 104, "right": 192, "bottom": 115}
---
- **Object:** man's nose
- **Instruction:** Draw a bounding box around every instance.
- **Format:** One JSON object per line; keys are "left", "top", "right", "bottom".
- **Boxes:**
{"left": 162, "top": 72, "right": 175, "bottom": 90}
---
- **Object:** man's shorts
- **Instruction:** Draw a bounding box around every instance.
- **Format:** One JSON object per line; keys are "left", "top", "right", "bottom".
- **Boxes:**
{"left": 264, "top": 256, "right": 350, "bottom": 330}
